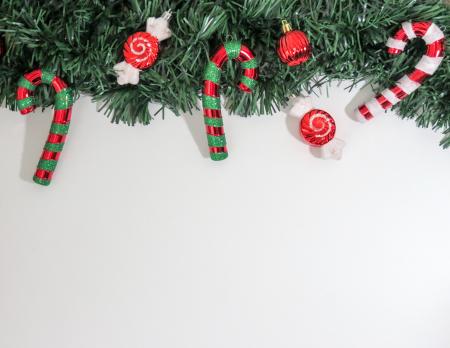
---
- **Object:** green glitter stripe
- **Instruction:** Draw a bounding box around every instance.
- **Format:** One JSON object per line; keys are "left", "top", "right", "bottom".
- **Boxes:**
{"left": 202, "top": 95, "right": 221, "bottom": 110}
{"left": 240, "top": 76, "right": 257, "bottom": 90}
{"left": 44, "top": 142, "right": 65, "bottom": 152}
{"left": 33, "top": 176, "right": 51, "bottom": 186}
{"left": 41, "top": 69, "right": 55, "bottom": 85}
{"left": 210, "top": 152, "right": 228, "bottom": 161}
{"left": 55, "top": 88, "right": 73, "bottom": 110}
{"left": 241, "top": 58, "right": 258, "bottom": 69}
{"left": 204, "top": 117, "right": 224, "bottom": 127}
{"left": 204, "top": 61, "right": 222, "bottom": 84}
{"left": 18, "top": 76, "right": 36, "bottom": 91}
{"left": 37, "top": 159, "right": 57, "bottom": 172}
{"left": 17, "top": 97, "right": 35, "bottom": 110}
{"left": 50, "top": 122, "right": 70, "bottom": 135}
{"left": 224, "top": 41, "right": 241, "bottom": 60}
{"left": 207, "top": 134, "right": 226, "bottom": 147}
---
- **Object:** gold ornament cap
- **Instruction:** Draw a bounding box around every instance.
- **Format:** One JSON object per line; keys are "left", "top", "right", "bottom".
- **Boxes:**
{"left": 281, "top": 20, "right": 292, "bottom": 34}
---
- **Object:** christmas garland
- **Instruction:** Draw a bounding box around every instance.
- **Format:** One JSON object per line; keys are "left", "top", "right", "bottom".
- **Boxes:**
{"left": 0, "top": 0, "right": 449, "bottom": 146}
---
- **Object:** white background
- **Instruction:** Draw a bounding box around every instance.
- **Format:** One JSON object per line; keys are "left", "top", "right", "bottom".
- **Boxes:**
{"left": 1, "top": 82, "right": 450, "bottom": 348}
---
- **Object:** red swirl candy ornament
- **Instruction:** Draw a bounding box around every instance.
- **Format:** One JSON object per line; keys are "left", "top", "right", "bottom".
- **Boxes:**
{"left": 124, "top": 32, "right": 159, "bottom": 69}
{"left": 114, "top": 10, "right": 172, "bottom": 85}
{"left": 289, "top": 96, "right": 345, "bottom": 160}
{"left": 300, "top": 109, "right": 336, "bottom": 146}
{"left": 277, "top": 20, "right": 311, "bottom": 66}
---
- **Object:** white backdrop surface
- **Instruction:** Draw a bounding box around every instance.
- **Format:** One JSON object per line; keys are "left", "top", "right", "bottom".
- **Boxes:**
{"left": 1, "top": 82, "right": 450, "bottom": 348}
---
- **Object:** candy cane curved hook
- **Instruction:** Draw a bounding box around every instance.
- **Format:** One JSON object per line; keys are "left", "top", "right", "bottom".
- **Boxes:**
{"left": 202, "top": 41, "right": 259, "bottom": 161}
{"left": 16, "top": 69, "right": 73, "bottom": 186}
{"left": 356, "top": 21, "right": 445, "bottom": 121}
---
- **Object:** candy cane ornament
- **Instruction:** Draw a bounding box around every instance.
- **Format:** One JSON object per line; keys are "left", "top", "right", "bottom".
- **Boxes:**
{"left": 16, "top": 69, "right": 73, "bottom": 186}
{"left": 355, "top": 21, "right": 445, "bottom": 121}
{"left": 202, "top": 41, "right": 259, "bottom": 161}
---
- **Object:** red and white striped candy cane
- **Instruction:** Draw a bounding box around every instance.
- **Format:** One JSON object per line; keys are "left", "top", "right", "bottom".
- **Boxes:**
{"left": 356, "top": 21, "right": 445, "bottom": 121}
{"left": 16, "top": 69, "right": 73, "bottom": 186}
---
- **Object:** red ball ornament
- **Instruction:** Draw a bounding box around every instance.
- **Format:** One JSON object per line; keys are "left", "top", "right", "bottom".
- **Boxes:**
{"left": 277, "top": 20, "right": 311, "bottom": 66}
{"left": 300, "top": 109, "right": 336, "bottom": 146}
{"left": 123, "top": 32, "right": 159, "bottom": 70}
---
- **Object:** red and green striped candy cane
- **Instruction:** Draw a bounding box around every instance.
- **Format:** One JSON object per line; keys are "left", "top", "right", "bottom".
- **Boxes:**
{"left": 202, "top": 41, "right": 258, "bottom": 161}
{"left": 16, "top": 69, "right": 73, "bottom": 186}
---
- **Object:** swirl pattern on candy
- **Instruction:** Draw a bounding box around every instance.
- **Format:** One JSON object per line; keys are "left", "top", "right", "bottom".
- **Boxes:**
{"left": 289, "top": 96, "right": 345, "bottom": 160}
{"left": 16, "top": 69, "right": 74, "bottom": 186}
{"left": 356, "top": 21, "right": 445, "bottom": 121}
{"left": 114, "top": 10, "right": 172, "bottom": 85}
{"left": 202, "top": 41, "right": 259, "bottom": 161}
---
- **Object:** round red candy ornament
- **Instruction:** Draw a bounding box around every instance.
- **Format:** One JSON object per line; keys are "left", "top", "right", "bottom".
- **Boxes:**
{"left": 300, "top": 109, "right": 336, "bottom": 146}
{"left": 114, "top": 10, "right": 172, "bottom": 85}
{"left": 277, "top": 20, "right": 311, "bottom": 66}
{"left": 289, "top": 96, "right": 345, "bottom": 160}
{"left": 123, "top": 32, "right": 159, "bottom": 70}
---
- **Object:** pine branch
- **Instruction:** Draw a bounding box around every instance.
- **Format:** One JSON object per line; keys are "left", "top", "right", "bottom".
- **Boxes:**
{"left": 0, "top": 0, "right": 449, "bottom": 145}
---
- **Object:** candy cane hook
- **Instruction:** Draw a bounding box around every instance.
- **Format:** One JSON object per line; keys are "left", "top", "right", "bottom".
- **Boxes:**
{"left": 16, "top": 69, "right": 73, "bottom": 186}
{"left": 356, "top": 21, "right": 445, "bottom": 121}
{"left": 202, "top": 41, "right": 258, "bottom": 161}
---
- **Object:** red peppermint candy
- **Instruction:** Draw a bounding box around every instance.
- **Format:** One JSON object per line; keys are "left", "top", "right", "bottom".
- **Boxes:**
{"left": 300, "top": 109, "right": 336, "bottom": 146}
{"left": 123, "top": 32, "right": 159, "bottom": 69}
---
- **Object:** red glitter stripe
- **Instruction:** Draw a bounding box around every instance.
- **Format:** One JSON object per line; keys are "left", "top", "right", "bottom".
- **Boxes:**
{"left": 47, "top": 133, "right": 66, "bottom": 144}
{"left": 203, "top": 80, "right": 219, "bottom": 97}
{"left": 392, "top": 27, "right": 408, "bottom": 41}
{"left": 53, "top": 109, "right": 72, "bottom": 124}
{"left": 358, "top": 105, "right": 373, "bottom": 120}
{"left": 34, "top": 169, "right": 53, "bottom": 180}
{"left": 426, "top": 38, "right": 445, "bottom": 58}
{"left": 211, "top": 46, "right": 228, "bottom": 67}
{"left": 203, "top": 109, "right": 222, "bottom": 118}
{"left": 412, "top": 22, "right": 432, "bottom": 37}
{"left": 41, "top": 150, "right": 61, "bottom": 161}
{"left": 209, "top": 146, "right": 227, "bottom": 154}
{"left": 376, "top": 95, "right": 393, "bottom": 110}
{"left": 24, "top": 69, "right": 42, "bottom": 86}
{"left": 387, "top": 46, "right": 403, "bottom": 55}
{"left": 390, "top": 85, "right": 408, "bottom": 100}
{"left": 17, "top": 86, "right": 31, "bottom": 100}
{"left": 205, "top": 125, "right": 225, "bottom": 136}
{"left": 51, "top": 76, "right": 67, "bottom": 93}
{"left": 408, "top": 69, "right": 429, "bottom": 84}
{"left": 237, "top": 45, "right": 255, "bottom": 62}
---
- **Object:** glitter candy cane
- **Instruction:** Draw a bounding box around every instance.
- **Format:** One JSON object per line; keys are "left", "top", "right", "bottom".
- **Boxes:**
{"left": 114, "top": 11, "right": 172, "bottom": 85}
{"left": 355, "top": 21, "right": 445, "bottom": 121}
{"left": 16, "top": 69, "right": 73, "bottom": 186}
{"left": 202, "top": 41, "right": 259, "bottom": 161}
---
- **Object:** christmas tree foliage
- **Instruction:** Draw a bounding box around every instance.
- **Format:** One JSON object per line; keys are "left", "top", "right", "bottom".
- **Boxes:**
{"left": 0, "top": 0, "right": 449, "bottom": 146}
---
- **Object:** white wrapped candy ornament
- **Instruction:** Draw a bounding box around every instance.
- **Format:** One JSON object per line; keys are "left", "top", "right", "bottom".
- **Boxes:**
{"left": 114, "top": 10, "right": 172, "bottom": 85}
{"left": 289, "top": 96, "right": 345, "bottom": 160}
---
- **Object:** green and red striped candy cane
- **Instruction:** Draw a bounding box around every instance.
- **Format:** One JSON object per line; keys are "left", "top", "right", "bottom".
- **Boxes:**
{"left": 202, "top": 41, "right": 258, "bottom": 161}
{"left": 16, "top": 69, "right": 73, "bottom": 186}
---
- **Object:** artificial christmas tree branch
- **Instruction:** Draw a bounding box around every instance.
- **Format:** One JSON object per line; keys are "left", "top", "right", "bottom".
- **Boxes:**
{"left": 0, "top": 0, "right": 449, "bottom": 146}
